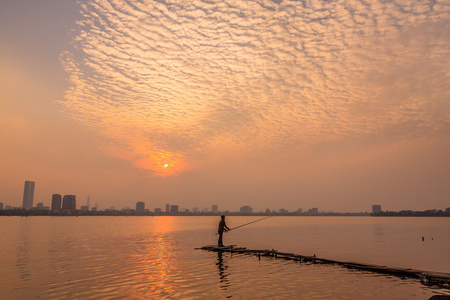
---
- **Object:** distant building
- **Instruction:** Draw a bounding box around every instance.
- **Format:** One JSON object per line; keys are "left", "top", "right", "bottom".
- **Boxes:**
{"left": 297, "top": 208, "right": 303, "bottom": 213}
{"left": 136, "top": 201, "right": 145, "bottom": 213}
{"left": 0, "top": 202, "right": 3, "bottom": 210}
{"left": 80, "top": 205, "right": 89, "bottom": 211}
{"left": 372, "top": 205, "right": 382, "bottom": 213}
{"left": 154, "top": 208, "right": 162, "bottom": 213}
{"left": 192, "top": 207, "right": 199, "bottom": 213}
{"left": 265, "top": 208, "right": 271, "bottom": 214}
{"left": 170, "top": 205, "right": 179, "bottom": 213}
{"left": 240, "top": 205, "right": 253, "bottom": 214}
{"left": 279, "top": 208, "right": 287, "bottom": 214}
{"left": 87, "top": 196, "right": 90, "bottom": 210}
{"left": 51, "top": 194, "right": 62, "bottom": 212}
{"left": 62, "top": 195, "right": 76, "bottom": 211}
{"left": 166, "top": 204, "right": 170, "bottom": 213}
{"left": 308, "top": 208, "right": 319, "bottom": 214}
{"left": 91, "top": 207, "right": 97, "bottom": 212}
{"left": 22, "top": 181, "right": 35, "bottom": 210}
{"left": 212, "top": 205, "right": 218, "bottom": 213}
{"left": 36, "top": 202, "right": 44, "bottom": 209}
{"left": 446, "top": 207, "right": 450, "bottom": 213}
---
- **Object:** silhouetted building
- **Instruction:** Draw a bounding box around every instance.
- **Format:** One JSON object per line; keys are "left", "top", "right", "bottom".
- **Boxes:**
{"left": 192, "top": 207, "right": 199, "bottom": 213}
{"left": 308, "top": 207, "right": 318, "bottom": 214}
{"left": 87, "top": 196, "right": 90, "bottom": 210}
{"left": 80, "top": 205, "right": 89, "bottom": 211}
{"left": 36, "top": 202, "right": 44, "bottom": 209}
{"left": 136, "top": 201, "right": 145, "bottom": 213}
{"left": 372, "top": 205, "right": 382, "bottom": 213}
{"left": 91, "top": 207, "right": 97, "bottom": 212}
{"left": 22, "top": 181, "right": 35, "bottom": 210}
{"left": 297, "top": 208, "right": 303, "bottom": 213}
{"left": 62, "top": 195, "right": 76, "bottom": 211}
{"left": 170, "top": 205, "right": 179, "bottom": 213}
{"left": 279, "top": 208, "right": 287, "bottom": 214}
{"left": 166, "top": 204, "right": 170, "bottom": 213}
{"left": 0, "top": 202, "right": 3, "bottom": 210}
{"left": 212, "top": 205, "right": 218, "bottom": 213}
{"left": 51, "top": 194, "right": 62, "bottom": 212}
{"left": 240, "top": 205, "right": 253, "bottom": 214}
{"left": 154, "top": 208, "right": 162, "bottom": 213}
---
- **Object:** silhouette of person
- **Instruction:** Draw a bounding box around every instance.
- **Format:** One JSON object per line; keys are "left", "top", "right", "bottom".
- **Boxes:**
{"left": 218, "top": 215, "right": 230, "bottom": 247}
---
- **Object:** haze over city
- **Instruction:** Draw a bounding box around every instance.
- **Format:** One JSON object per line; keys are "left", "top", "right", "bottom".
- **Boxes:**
{"left": 1, "top": 0, "right": 449, "bottom": 213}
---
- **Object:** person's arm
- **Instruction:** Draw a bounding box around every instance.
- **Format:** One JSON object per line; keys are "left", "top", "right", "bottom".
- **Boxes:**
{"left": 225, "top": 223, "right": 231, "bottom": 231}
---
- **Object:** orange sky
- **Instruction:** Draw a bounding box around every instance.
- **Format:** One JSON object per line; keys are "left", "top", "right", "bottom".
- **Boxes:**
{"left": 1, "top": 0, "right": 449, "bottom": 212}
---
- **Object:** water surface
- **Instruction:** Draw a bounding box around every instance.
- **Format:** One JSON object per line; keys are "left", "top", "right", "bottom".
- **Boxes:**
{"left": 0, "top": 216, "right": 449, "bottom": 299}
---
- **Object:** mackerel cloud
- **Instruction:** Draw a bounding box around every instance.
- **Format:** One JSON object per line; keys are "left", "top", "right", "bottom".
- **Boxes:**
{"left": 60, "top": 0, "right": 450, "bottom": 176}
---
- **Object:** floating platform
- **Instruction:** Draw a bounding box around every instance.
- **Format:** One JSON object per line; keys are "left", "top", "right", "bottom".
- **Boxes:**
{"left": 196, "top": 245, "right": 450, "bottom": 287}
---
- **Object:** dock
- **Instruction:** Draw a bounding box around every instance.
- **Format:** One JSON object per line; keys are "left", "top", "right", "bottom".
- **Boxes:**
{"left": 196, "top": 245, "right": 450, "bottom": 287}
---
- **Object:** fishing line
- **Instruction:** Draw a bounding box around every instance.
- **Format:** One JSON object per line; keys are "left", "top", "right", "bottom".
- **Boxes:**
{"left": 215, "top": 215, "right": 273, "bottom": 235}
{"left": 228, "top": 215, "right": 273, "bottom": 232}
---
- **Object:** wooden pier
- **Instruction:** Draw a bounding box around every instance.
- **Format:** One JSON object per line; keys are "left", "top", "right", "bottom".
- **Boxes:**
{"left": 196, "top": 245, "right": 450, "bottom": 287}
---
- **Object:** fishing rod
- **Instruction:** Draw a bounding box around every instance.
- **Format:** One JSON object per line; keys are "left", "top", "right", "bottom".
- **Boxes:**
{"left": 226, "top": 215, "right": 273, "bottom": 232}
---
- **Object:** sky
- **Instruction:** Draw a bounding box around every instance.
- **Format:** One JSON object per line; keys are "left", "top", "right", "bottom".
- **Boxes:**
{"left": 1, "top": 0, "right": 449, "bottom": 212}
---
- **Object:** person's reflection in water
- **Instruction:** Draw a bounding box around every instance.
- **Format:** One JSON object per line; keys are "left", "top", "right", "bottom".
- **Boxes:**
{"left": 216, "top": 251, "right": 230, "bottom": 291}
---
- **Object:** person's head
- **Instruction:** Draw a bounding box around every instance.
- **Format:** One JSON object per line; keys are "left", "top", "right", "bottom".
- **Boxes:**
{"left": 221, "top": 215, "right": 225, "bottom": 220}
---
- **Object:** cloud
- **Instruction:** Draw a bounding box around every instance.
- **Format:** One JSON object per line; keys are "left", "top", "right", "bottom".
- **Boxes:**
{"left": 60, "top": 0, "right": 450, "bottom": 176}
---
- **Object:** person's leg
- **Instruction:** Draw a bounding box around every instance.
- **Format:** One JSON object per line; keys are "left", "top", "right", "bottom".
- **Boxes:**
{"left": 218, "top": 232, "right": 223, "bottom": 247}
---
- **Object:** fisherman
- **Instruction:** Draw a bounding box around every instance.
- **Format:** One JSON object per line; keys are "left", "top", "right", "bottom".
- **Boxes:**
{"left": 218, "top": 215, "right": 230, "bottom": 247}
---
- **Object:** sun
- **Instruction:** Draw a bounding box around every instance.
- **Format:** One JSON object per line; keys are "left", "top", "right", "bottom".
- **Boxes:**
{"left": 164, "top": 164, "right": 169, "bottom": 168}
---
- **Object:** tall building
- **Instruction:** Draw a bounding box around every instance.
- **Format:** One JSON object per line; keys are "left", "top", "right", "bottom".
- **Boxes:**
{"left": 166, "top": 204, "right": 170, "bottom": 212}
{"left": 212, "top": 205, "right": 218, "bottom": 213}
{"left": 22, "top": 181, "right": 35, "bottom": 210}
{"left": 372, "top": 205, "right": 382, "bottom": 213}
{"left": 136, "top": 201, "right": 145, "bottom": 213}
{"left": 87, "top": 196, "right": 90, "bottom": 209}
{"left": 240, "top": 205, "right": 253, "bottom": 214}
{"left": 51, "top": 194, "right": 62, "bottom": 212}
{"left": 0, "top": 202, "right": 3, "bottom": 210}
{"left": 170, "top": 205, "right": 179, "bottom": 213}
{"left": 62, "top": 195, "right": 76, "bottom": 211}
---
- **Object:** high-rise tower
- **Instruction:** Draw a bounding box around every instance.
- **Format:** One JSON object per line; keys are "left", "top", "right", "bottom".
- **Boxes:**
{"left": 51, "top": 194, "right": 62, "bottom": 212}
{"left": 62, "top": 195, "right": 76, "bottom": 211}
{"left": 22, "top": 181, "right": 35, "bottom": 210}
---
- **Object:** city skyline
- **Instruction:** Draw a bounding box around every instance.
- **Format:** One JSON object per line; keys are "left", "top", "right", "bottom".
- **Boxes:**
{"left": 1, "top": 178, "right": 450, "bottom": 213}
{"left": 1, "top": 0, "right": 449, "bottom": 213}
{"left": 2, "top": 183, "right": 449, "bottom": 215}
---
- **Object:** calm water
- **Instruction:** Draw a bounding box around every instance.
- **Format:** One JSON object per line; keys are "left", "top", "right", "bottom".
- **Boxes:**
{"left": 0, "top": 216, "right": 449, "bottom": 299}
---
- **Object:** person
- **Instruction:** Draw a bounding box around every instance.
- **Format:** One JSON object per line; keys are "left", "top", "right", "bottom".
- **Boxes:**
{"left": 218, "top": 215, "right": 230, "bottom": 247}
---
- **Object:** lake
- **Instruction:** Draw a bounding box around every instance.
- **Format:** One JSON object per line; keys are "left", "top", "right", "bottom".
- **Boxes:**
{"left": 0, "top": 216, "right": 449, "bottom": 299}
